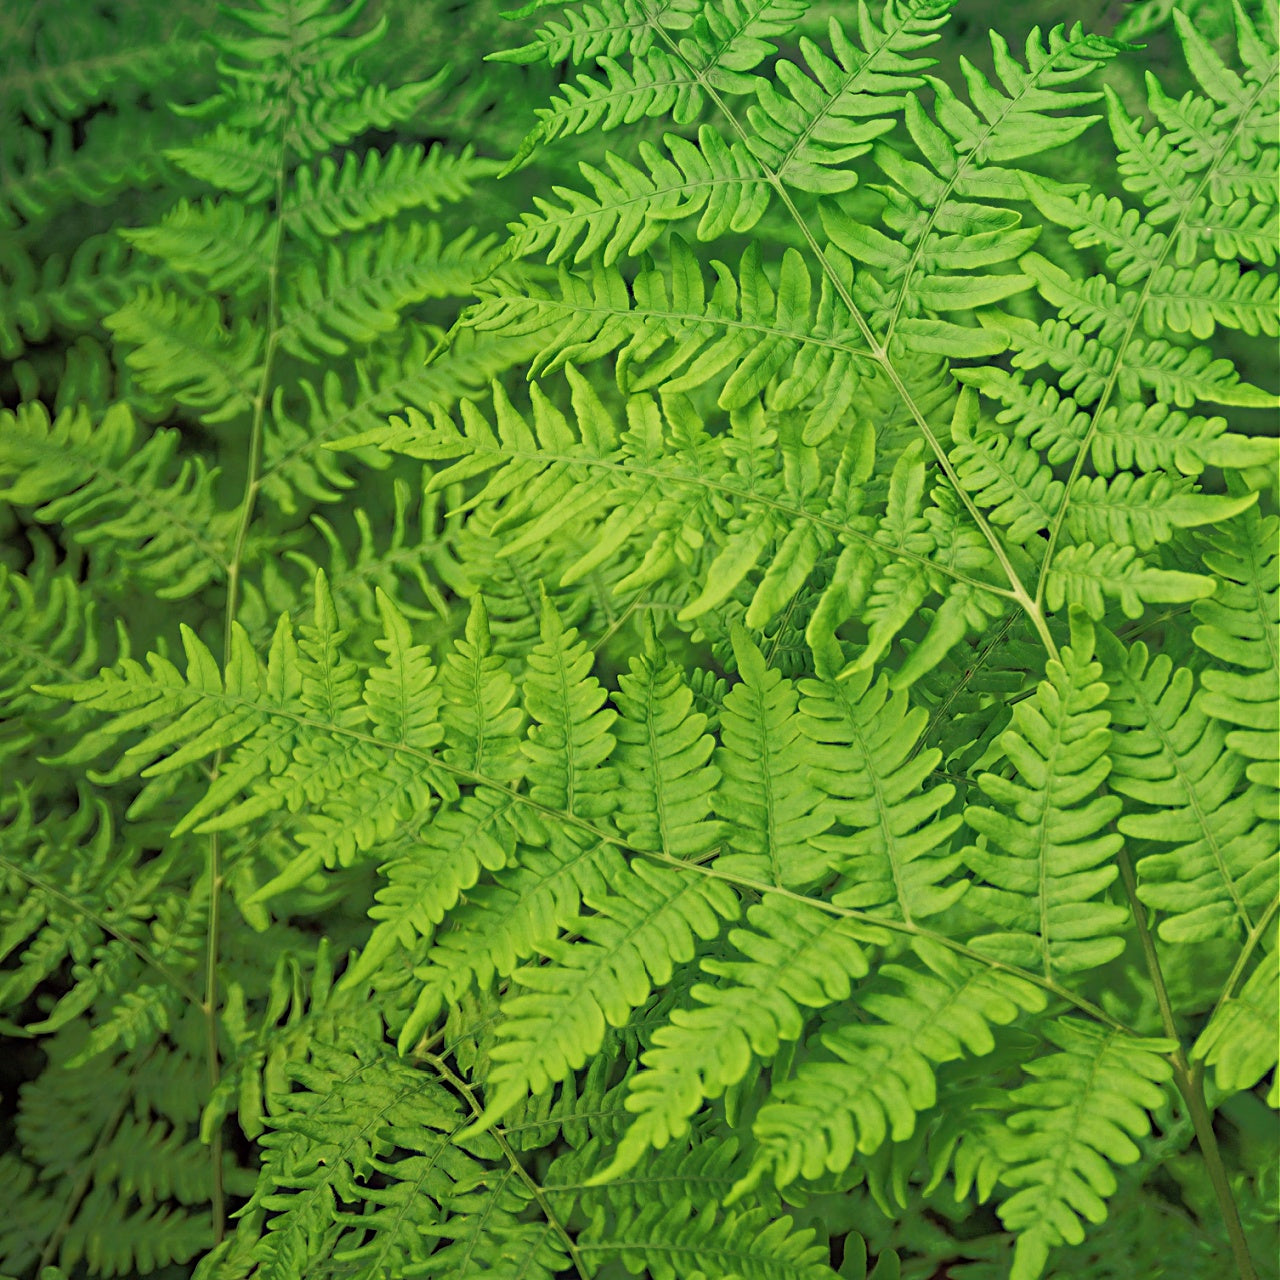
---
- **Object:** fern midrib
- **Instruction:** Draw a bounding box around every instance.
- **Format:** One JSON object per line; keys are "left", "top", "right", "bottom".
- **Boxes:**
{"left": 1033, "top": 60, "right": 1279, "bottom": 612}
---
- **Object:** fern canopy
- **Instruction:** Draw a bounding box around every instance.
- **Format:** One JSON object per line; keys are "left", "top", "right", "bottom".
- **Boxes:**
{"left": 1, "top": 0, "right": 1277, "bottom": 1278}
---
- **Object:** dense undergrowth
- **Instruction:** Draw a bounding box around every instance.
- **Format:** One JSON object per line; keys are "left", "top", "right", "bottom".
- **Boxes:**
{"left": 0, "top": 0, "right": 1277, "bottom": 1277}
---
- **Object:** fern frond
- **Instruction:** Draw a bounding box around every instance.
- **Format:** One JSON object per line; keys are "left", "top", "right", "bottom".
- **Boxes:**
{"left": 593, "top": 894, "right": 885, "bottom": 1182}
{"left": 954, "top": 364, "right": 1275, "bottom": 476}
{"left": 105, "top": 287, "right": 262, "bottom": 424}
{"left": 577, "top": 1195, "right": 838, "bottom": 1280}
{"left": 339, "top": 599, "right": 525, "bottom": 984}
{"left": 1192, "top": 501, "right": 1280, "bottom": 796}
{"left": 0, "top": 111, "right": 190, "bottom": 230}
{"left": 287, "top": 143, "right": 499, "bottom": 242}
{"left": 996, "top": 1018, "right": 1175, "bottom": 1280}
{"left": 260, "top": 327, "right": 535, "bottom": 513}
{"left": 740, "top": 940, "right": 1044, "bottom": 1195}
{"left": 612, "top": 622, "right": 723, "bottom": 857}
{"left": 0, "top": 547, "right": 119, "bottom": 772}
{"left": 962, "top": 608, "right": 1130, "bottom": 977}
{"left": 123, "top": 198, "right": 272, "bottom": 295}
{"left": 1044, "top": 540, "right": 1216, "bottom": 621}
{"left": 397, "top": 831, "right": 625, "bottom": 1055}
{"left": 248, "top": 1035, "right": 495, "bottom": 1279}
{"left": 490, "top": 0, "right": 701, "bottom": 67}
{"left": 1193, "top": 944, "right": 1279, "bottom": 1107}
{"left": 510, "top": 125, "right": 771, "bottom": 265}
{"left": 744, "top": 0, "right": 950, "bottom": 195}
{"left": 522, "top": 595, "right": 620, "bottom": 818}
{"left": 707, "top": 627, "right": 830, "bottom": 887}
{"left": 465, "top": 234, "right": 872, "bottom": 408}
{"left": 506, "top": 0, "right": 809, "bottom": 164}
{"left": 0, "top": 6, "right": 207, "bottom": 125}
{"left": 38, "top": 573, "right": 456, "bottom": 871}
{"left": 1100, "top": 628, "right": 1275, "bottom": 945}
{"left": 0, "top": 401, "right": 235, "bottom": 599}
{"left": 277, "top": 224, "right": 496, "bottom": 361}
{"left": 0, "top": 234, "right": 161, "bottom": 358}
{"left": 798, "top": 661, "right": 963, "bottom": 921}
{"left": 469, "top": 857, "right": 738, "bottom": 1130}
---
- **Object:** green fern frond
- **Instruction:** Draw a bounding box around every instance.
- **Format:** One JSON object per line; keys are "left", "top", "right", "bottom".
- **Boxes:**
{"left": 1101, "top": 627, "right": 1276, "bottom": 944}
{"left": 612, "top": 621, "right": 723, "bottom": 857}
{"left": 996, "top": 1018, "right": 1175, "bottom": 1280}
{"left": 593, "top": 893, "right": 886, "bottom": 1183}
{"left": 123, "top": 199, "right": 272, "bottom": 295}
{"left": 287, "top": 143, "right": 499, "bottom": 242}
{"left": 1193, "top": 945, "right": 1279, "bottom": 1107}
{"left": 105, "top": 288, "right": 262, "bottom": 424}
{"left": 260, "top": 327, "right": 534, "bottom": 513}
{"left": 962, "top": 608, "right": 1130, "bottom": 977}
{"left": 1191, "top": 501, "right": 1280, "bottom": 796}
{"left": 488, "top": 0, "right": 700, "bottom": 68}
{"left": 510, "top": 125, "right": 771, "bottom": 265}
{"left": 0, "top": 234, "right": 162, "bottom": 358}
{"left": 469, "top": 857, "right": 737, "bottom": 1130}
{"left": 0, "top": 546, "right": 121, "bottom": 771}
{"left": 277, "top": 224, "right": 496, "bottom": 361}
{"left": 465, "top": 234, "right": 873, "bottom": 407}
{"left": 248, "top": 1035, "right": 496, "bottom": 1279}
{"left": 741, "top": 940, "right": 1044, "bottom": 1195}
{"left": 708, "top": 626, "right": 830, "bottom": 887}
{"left": 0, "top": 401, "right": 235, "bottom": 599}
{"left": 743, "top": 0, "right": 951, "bottom": 195}
{"left": 798, "top": 661, "right": 964, "bottom": 921}
{"left": 577, "top": 1195, "right": 838, "bottom": 1280}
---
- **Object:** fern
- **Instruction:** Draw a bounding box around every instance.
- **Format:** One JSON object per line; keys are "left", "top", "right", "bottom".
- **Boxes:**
{"left": 2, "top": 0, "right": 1277, "bottom": 1279}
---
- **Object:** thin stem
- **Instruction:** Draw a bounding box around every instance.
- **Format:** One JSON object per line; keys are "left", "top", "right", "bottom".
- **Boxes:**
{"left": 421, "top": 1051, "right": 589, "bottom": 1280}
{"left": 1175, "top": 1063, "right": 1259, "bottom": 1280}
{"left": 1116, "top": 847, "right": 1258, "bottom": 1280}
{"left": 202, "top": 112, "right": 289, "bottom": 1248}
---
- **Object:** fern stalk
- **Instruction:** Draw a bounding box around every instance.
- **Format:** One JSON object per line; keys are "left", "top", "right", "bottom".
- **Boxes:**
{"left": 202, "top": 97, "right": 291, "bottom": 1249}
{"left": 1116, "top": 845, "right": 1258, "bottom": 1280}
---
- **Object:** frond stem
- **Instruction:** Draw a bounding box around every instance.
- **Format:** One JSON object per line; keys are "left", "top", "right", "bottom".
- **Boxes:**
{"left": 421, "top": 1050, "right": 589, "bottom": 1280}
{"left": 1116, "top": 844, "right": 1258, "bottom": 1280}
{"left": 203, "top": 104, "right": 289, "bottom": 1246}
